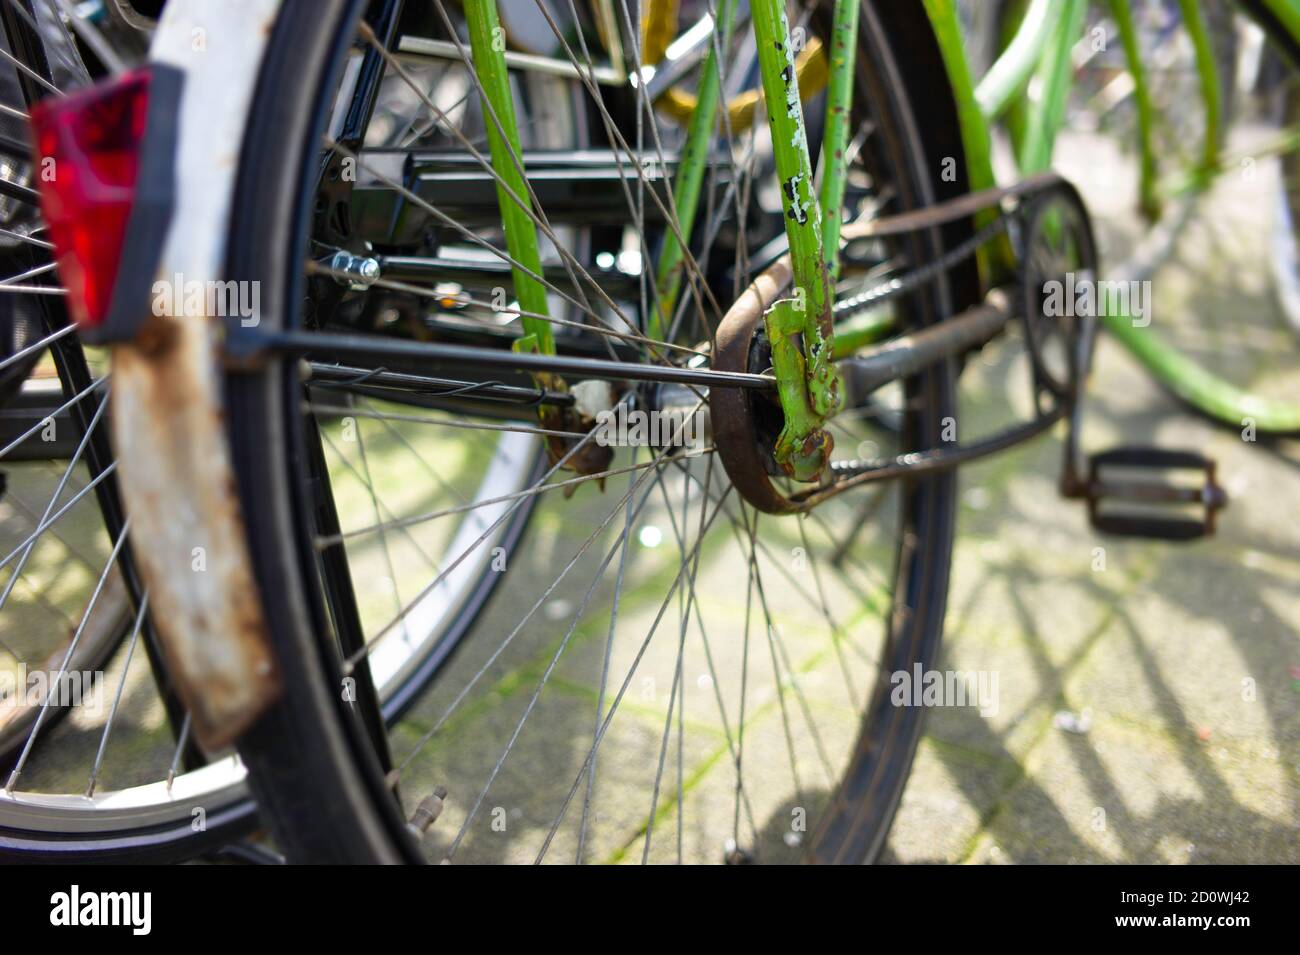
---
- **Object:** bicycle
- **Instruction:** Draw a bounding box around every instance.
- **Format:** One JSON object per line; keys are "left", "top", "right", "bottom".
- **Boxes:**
{"left": 26, "top": 0, "right": 1300, "bottom": 862}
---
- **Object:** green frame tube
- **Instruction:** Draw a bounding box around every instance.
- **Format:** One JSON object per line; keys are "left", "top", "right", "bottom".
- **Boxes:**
{"left": 1102, "top": 311, "right": 1300, "bottom": 432}
{"left": 463, "top": 0, "right": 554, "bottom": 356}
{"left": 924, "top": 0, "right": 997, "bottom": 199}
{"left": 651, "top": 0, "right": 738, "bottom": 338}
{"left": 925, "top": 0, "right": 1300, "bottom": 434}
{"left": 751, "top": 0, "right": 837, "bottom": 479}
{"left": 818, "top": 0, "right": 859, "bottom": 280}
{"left": 1018, "top": 0, "right": 1085, "bottom": 174}
{"left": 751, "top": 0, "right": 829, "bottom": 325}
{"left": 1176, "top": 0, "right": 1223, "bottom": 178}
{"left": 975, "top": 0, "right": 1060, "bottom": 121}
{"left": 459, "top": 0, "right": 1300, "bottom": 439}
{"left": 1108, "top": 0, "right": 1162, "bottom": 221}
{"left": 1261, "top": 0, "right": 1300, "bottom": 49}
{"left": 924, "top": 0, "right": 1012, "bottom": 282}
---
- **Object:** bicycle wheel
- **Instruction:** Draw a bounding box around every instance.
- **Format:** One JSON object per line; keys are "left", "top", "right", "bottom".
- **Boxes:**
{"left": 0, "top": 0, "right": 270, "bottom": 860}
{"left": 223, "top": 0, "right": 969, "bottom": 864}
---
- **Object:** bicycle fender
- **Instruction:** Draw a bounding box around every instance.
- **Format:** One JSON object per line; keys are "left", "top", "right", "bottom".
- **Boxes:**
{"left": 108, "top": 0, "right": 286, "bottom": 750}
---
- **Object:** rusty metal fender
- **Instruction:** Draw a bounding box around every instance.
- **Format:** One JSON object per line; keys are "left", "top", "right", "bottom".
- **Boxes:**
{"left": 108, "top": 0, "right": 285, "bottom": 750}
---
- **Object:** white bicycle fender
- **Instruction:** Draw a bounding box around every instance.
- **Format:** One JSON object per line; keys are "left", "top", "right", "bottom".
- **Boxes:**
{"left": 108, "top": 0, "right": 286, "bottom": 749}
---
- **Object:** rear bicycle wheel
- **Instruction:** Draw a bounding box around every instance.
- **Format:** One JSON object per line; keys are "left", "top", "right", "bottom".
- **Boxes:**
{"left": 225, "top": 0, "right": 969, "bottom": 864}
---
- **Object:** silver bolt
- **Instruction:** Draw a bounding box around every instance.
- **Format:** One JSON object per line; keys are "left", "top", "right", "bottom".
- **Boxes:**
{"left": 327, "top": 250, "right": 381, "bottom": 291}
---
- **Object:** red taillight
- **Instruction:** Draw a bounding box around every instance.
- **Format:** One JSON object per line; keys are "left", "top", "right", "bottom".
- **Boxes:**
{"left": 30, "top": 69, "right": 152, "bottom": 330}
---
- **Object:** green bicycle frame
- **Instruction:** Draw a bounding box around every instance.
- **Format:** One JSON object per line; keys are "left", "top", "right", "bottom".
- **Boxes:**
{"left": 1107, "top": 0, "right": 1162, "bottom": 221}
{"left": 651, "top": 0, "right": 857, "bottom": 479}
{"left": 750, "top": 0, "right": 850, "bottom": 480}
{"left": 926, "top": 0, "right": 1300, "bottom": 433}
{"left": 463, "top": 0, "right": 851, "bottom": 478}
{"left": 463, "top": 0, "right": 555, "bottom": 360}
{"left": 651, "top": 0, "right": 738, "bottom": 341}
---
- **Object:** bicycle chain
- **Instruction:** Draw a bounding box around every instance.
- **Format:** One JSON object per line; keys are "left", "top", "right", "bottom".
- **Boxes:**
{"left": 829, "top": 171, "right": 1080, "bottom": 322}
{"left": 832, "top": 213, "right": 1012, "bottom": 319}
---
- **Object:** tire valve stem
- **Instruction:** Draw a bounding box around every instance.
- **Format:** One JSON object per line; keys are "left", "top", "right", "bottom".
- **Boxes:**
{"left": 407, "top": 785, "right": 449, "bottom": 837}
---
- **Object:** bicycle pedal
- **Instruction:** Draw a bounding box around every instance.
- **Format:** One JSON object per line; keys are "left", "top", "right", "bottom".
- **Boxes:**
{"left": 1083, "top": 447, "right": 1227, "bottom": 541}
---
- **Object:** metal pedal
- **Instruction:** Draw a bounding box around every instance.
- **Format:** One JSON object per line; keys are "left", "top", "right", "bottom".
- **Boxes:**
{"left": 1082, "top": 447, "right": 1227, "bottom": 541}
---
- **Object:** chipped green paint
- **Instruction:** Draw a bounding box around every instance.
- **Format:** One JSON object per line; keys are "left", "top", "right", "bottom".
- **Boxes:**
{"left": 751, "top": 0, "right": 836, "bottom": 480}
{"left": 766, "top": 299, "right": 839, "bottom": 481}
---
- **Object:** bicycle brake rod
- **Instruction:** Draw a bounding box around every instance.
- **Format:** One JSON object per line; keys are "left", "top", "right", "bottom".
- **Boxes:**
{"left": 231, "top": 328, "right": 775, "bottom": 391}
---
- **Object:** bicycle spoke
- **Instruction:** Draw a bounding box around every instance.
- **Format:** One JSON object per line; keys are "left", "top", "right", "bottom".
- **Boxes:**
{"left": 205, "top": 0, "right": 956, "bottom": 865}
{"left": 352, "top": 413, "right": 413, "bottom": 644}
{"left": 319, "top": 426, "right": 445, "bottom": 579}
{"left": 797, "top": 516, "right": 861, "bottom": 711}
{"left": 84, "top": 591, "right": 148, "bottom": 797}
{"left": 0, "top": 262, "right": 56, "bottom": 287}
{"left": 395, "top": 441, "right": 682, "bottom": 782}
{"left": 650, "top": 458, "right": 763, "bottom": 849}
{"left": 0, "top": 388, "right": 109, "bottom": 618}
{"left": 306, "top": 261, "right": 707, "bottom": 360}
{"left": 164, "top": 713, "right": 192, "bottom": 791}
{"left": 49, "top": 0, "right": 127, "bottom": 74}
{"left": 0, "top": 321, "right": 73, "bottom": 374}
{"left": 5, "top": 517, "right": 130, "bottom": 793}
{"left": 0, "top": 283, "right": 65, "bottom": 294}
{"left": 642, "top": 454, "right": 715, "bottom": 864}
{"left": 2, "top": 0, "right": 84, "bottom": 83}
{"left": 751, "top": 548, "right": 838, "bottom": 787}
{"left": 325, "top": 137, "right": 680, "bottom": 362}
{"left": 359, "top": 402, "right": 484, "bottom": 507}
{"left": 532, "top": 0, "right": 729, "bottom": 336}
{"left": 0, "top": 373, "right": 104, "bottom": 459}
{"left": 576, "top": 456, "right": 639, "bottom": 863}
{"left": 0, "top": 226, "right": 52, "bottom": 248}
{"left": 317, "top": 447, "right": 713, "bottom": 549}
{"left": 0, "top": 459, "right": 117, "bottom": 575}
{"left": 307, "top": 401, "right": 587, "bottom": 440}
{"left": 442, "top": 453, "right": 678, "bottom": 860}
{"left": 0, "top": 43, "right": 58, "bottom": 94}
{"left": 361, "top": 13, "right": 614, "bottom": 349}
{"left": 533, "top": 484, "right": 735, "bottom": 863}
{"left": 342, "top": 401, "right": 626, "bottom": 667}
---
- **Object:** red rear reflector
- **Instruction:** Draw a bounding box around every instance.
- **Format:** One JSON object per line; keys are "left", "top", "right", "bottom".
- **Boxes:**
{"left": 30, "top": 69, "right": 152, "bottom": 329}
